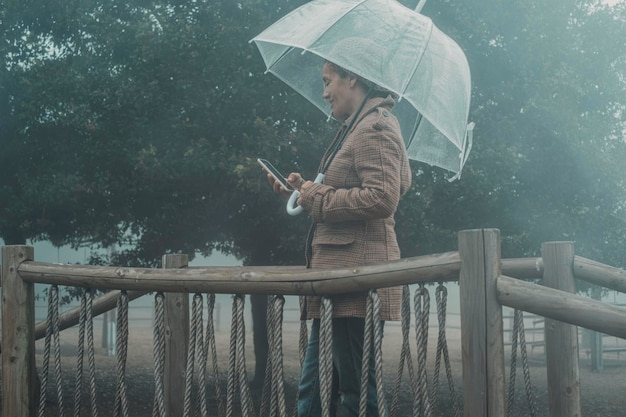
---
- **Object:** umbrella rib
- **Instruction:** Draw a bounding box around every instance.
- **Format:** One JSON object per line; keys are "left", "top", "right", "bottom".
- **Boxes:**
{"left": 300, "top": 0, "right": 367, "bottom": 54}
{"left": 405, "top": 112, "right": 423, "bottom": 151}
{"left": 265, "top": 45, "right": 296, "bottom": 73}
{"left": 398, "top": 19, "right": 433, "bottom": 98}
{"left": 251, "top": 0, "right": 473, "bottom": 177}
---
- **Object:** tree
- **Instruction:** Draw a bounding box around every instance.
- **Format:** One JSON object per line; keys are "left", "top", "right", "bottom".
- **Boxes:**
{"left": 1, "top": 0, "right": 322, "bottom": 266}
{"left": 408, "top": 0, "right": 626, "bottom": 268}
{"left": 2, "top": 0, "right": 625, "bottom": 271}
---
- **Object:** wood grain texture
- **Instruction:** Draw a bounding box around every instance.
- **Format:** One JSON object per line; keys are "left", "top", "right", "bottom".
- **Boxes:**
{"left": 163, "top": 254, "right": 189, "bottom": 417}
{"left": 459, "top": 229, "right": 506, "bottom": 417}
{"left": 542, "top": 242, "right": 581, "bottom": 417}
{"left": 2, "top": 245, "right": 36, "bottom": 417}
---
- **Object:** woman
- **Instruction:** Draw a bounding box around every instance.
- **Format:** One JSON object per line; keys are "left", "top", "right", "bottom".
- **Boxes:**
{"left": 265, "top": 57, "right": 411, "bottom": 417}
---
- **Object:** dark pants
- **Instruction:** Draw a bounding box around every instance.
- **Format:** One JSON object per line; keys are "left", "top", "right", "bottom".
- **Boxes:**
{"left": 298, "top": 318, "right": 383, "bottom": 417}
{"left": 250, "top": 294, "right": 268, "bottom": 385}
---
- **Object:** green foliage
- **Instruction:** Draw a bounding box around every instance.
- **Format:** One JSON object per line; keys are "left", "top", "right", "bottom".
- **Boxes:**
{"left": 1, "top": 0, "right": 320, "bottom": 266}
{"left": 414, "top": 0, "right": 626, "bottom": 267}
{"left": 1, "top": 0, "right": 625, "bottom": 275}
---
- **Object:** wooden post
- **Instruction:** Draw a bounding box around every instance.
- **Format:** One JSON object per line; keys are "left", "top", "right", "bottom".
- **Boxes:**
{"left": 542, "top": 242, "right": 581, "bottom": 417}
{"left": 589, "top": 286, "right": 603, "bottom": 372}
{"left": 163, "top": 254, "right": 189, "bottom": 417}
{"left": 458, "top": 229, "right": 506, "bottom": 417}
{"left": 2, "top": 245, "right": 36, "bottom": 417}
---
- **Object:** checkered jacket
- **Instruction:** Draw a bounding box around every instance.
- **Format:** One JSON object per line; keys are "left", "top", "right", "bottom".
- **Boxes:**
{"left": 298, "top": 96, "right": 412, "bottom": 321}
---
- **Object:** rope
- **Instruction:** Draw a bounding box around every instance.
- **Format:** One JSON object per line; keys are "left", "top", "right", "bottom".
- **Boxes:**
{"left": 359, "top": 292, "right": 375, "bottom": 417}
{"left": 291, "top": 296, "right": 309, "bottom": 417}
{"left": 114, "top": 291, "right": 129, "bottom": 417}
{"left": 152, "top": 293, "right": 166, "bottom": 417}
{"left": 39, "top": 291, "right": 52, "bottom": 417}
{"left": 432, "top": 284, "right": 460, "bottom": 417}
{"left": 53, "top": 286, "right": 66, "bottom": 417}
{"left": 414, "top": 284, "right": 432, "bottom": 417}
{"left": 225, "top": 295, "right": 256, "bottom": 417}
{"left": 269, "top": 295, "right": 287, "bottom": 417}
{"left": 226, "top": 296, "right": 238, "bottom": 417}
{"left": 298, "top": 296, "right": 309, "bottom": 368}
{"left": 391, "top": 285, "right": 419, "bottom": 417}
{"left": 194, "top": 294, "right": 210, "bottom": 417}
{"left": 508, "top": 309, "right": 537, "bottom": 417}
{"left": 183, "top": 294, "right": 199, "bottom": 417}
{"left": 260, "top": 297, "right": 273, "bottom": 417}
{"left": 319, "top": 297, "right": 333, "bottom": 417}
{"left": 234, "top": 294, "right": 256, "bottom": 417}
{"left": 371, "top": 291, "right": 387, "bottom": 417}
{"left": 74, "top": 290, "right": 86, "bottom": 417}
{"left": 38, "top": 285, "right": 66, "bottom": 417}
{"left": 74, "top": 289, "right": 98, "bottom": 417}
{"left": 518, "top": 312, "right": 537, "bottom": 417}
{"left": 206, "top": 293, "right": 226, "bottom": 417}
{"left": 507, "top": 310, "right": 519, "bottom": 416}
{"left": 86, "top": 290, "right": 98, "bottom": 417}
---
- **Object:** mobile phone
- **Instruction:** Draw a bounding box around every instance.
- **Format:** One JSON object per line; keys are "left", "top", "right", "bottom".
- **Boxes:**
{"left": 257, "top": 158, "right": 294, "bottom": 191}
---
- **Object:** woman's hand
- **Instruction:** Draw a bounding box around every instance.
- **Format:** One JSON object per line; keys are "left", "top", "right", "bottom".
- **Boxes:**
{"left": 262, "top": 170, "right": 293, "bottom": 199}
{"left": 287, "top": 173, "right": 306, "bottom": 191}
{"left": 296, "top": 179, "right": 314, "bottom": 205}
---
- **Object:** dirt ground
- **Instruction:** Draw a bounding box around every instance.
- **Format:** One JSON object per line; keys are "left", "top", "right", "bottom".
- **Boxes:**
{"left": 10, "top": 315, "right": 621, "bottom": 417}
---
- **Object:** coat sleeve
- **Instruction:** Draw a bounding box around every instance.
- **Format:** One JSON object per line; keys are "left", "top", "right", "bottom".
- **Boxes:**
{"left": 299, "top": 111, "right": 406, "bottom": 223}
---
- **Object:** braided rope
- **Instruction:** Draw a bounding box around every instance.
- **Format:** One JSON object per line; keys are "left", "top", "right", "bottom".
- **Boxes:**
{"left": 152, "top": 293, "right": 166, "bottom": 417}
{"left": 371, "top": 291, "right": 387, "bottom": 417}
{"left": 73, "top": 290, "right": 98, "bottom": 417}
{"left": 391, "top": 285, "right": 419, "bottom": 417}
{"left": 86, "top": 290, "right": 98, "bottom": 417}
{"left": 291, "top": 296, "right": 309, "bottom": 417}
{"left": 183, "top": 294, "right": 199, "bottom": 417}
{"left": 319, "top": 297, "right": 333, "bottom": 417}
{"left": 414, "top": 284, "right": 432, "bottom": 417}
{"left": 298, "top": 296, "right": 309, "bottom": 368}
{"left": 432, "top": 289, "right": 443, "bottom": 399}
{"left": 226, "top": 296, "right": 239, "bottom": 417}
{"left": 270, "top": 295, "right": 287, "bottom": 417}
{"left": 38, "top": 286, "right": 66, "bottom": 417}
{"left": 194, "top": 294, "right": 210, "bottom": 417}
{"left": 260, "top": 296, "right": 274, "bottom": 417}
{"left": 234, "top": 295, "right": 256, "bottom": 417}
{"left": 38, "top": 286, "right": 53, "bottom": 417}
{"left": 359, "top": 292, "right": 375, "bottom": 417}
{"left": 52, "top": 286, "right": 67, "bottom": 417}
{"left": 206, "top": 293, "right": 226, "bottom": 417}
{"left": 74, "top": 290, "right": 86, "bottom": 417}
{"left": 114, "top": 291, "right": 129, "bottom": 417}
{"left": 432, "top": 284, "right": 460, "bottom": 417}
{"left": 517, "top": 310, "right": 537, "bottom": 417}
{"left": 507, "top": 309, "right": 520, "bottom": 416}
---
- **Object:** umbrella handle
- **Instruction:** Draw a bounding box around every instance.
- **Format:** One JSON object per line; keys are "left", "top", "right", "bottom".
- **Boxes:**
{"left": 286, "top": 172, "right": 325, "bottom": 216}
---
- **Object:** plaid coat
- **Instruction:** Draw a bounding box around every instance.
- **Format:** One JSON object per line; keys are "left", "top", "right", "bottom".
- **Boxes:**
{"left": 298, "top": 95, "right": 412, "bottom": 321}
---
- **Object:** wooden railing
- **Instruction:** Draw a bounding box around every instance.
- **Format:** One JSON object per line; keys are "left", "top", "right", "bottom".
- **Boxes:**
{"left": 2, "top": 228, "right": 626, "bottom": 417}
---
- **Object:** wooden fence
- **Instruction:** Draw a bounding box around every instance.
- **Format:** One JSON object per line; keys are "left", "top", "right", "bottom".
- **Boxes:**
{"left": 2, "top": 228, "right": 626, "bottom": 417}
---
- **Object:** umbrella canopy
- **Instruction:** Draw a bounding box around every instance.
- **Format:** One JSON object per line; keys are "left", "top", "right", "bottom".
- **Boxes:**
{"left": 251, "top": 0, "right": 473, "bottom": 177}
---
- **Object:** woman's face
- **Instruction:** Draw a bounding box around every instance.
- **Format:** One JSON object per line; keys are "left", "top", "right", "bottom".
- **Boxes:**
{"left": 322, "top": 62, "right": 358, "bottom": 122}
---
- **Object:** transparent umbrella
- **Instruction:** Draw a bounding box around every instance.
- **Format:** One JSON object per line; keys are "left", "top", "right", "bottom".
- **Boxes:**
{"left": 252, "top": 0, "right": 473, "bottom": 176}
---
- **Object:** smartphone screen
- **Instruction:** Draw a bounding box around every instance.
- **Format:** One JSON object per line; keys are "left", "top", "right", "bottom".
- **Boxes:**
{"left": 257, "top": 158, "right": 294, "bottom": 191}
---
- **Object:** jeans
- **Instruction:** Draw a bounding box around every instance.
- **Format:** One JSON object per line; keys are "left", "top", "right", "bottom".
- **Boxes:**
{"left": 298, "top": 318, "right": 383, "bottom": 417}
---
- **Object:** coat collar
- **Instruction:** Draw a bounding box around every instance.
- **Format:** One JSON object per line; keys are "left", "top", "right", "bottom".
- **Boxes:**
{"left": 342, "top": 94, "right": 396, "bottom": 130}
